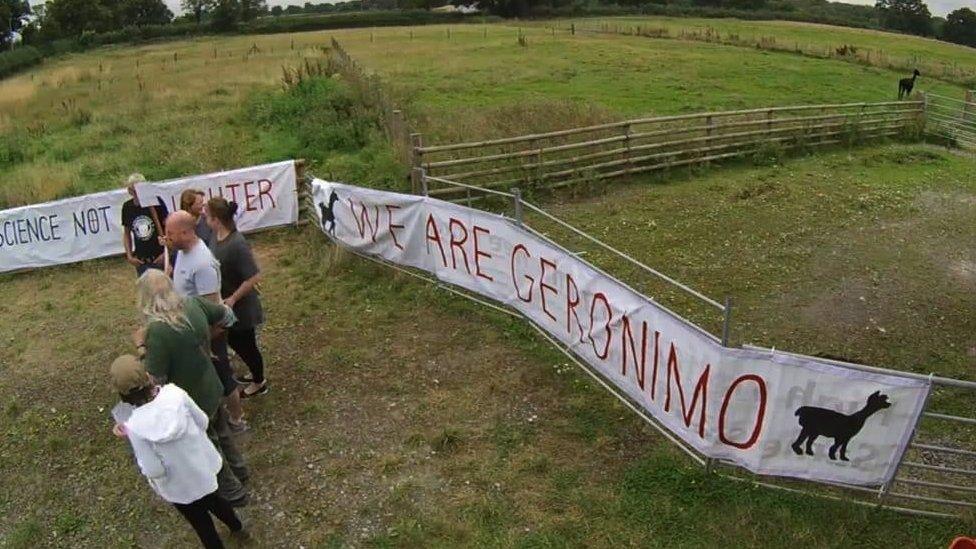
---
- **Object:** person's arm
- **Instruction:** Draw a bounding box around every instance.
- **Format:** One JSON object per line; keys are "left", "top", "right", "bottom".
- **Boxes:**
{"left": 198, "top": 297, "right": 238, "bottom": 330}
{"left": 122, "top": 225, "right": 141, "bottom": 267}
{"left": 195, "top": 262, "right": 221, "bottom": 303}
{"left": 224, "top": 240, "right": 262, "bottom": 308}
{"left": 142, "top": 326, "right": 170, "bottom": 385}
{"left": 185, "top": 391, "right": 210, "bottom": 431}
{"left": 225, "top": 273, "right": 261, "bottom": 308}
{"left": 127, "top": 432, "right": 166, "bottom": 480}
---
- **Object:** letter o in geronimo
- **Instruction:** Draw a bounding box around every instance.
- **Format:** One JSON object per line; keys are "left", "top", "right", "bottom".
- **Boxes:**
{"left": 718, "top": 374, "right": 767, "bottom": 450}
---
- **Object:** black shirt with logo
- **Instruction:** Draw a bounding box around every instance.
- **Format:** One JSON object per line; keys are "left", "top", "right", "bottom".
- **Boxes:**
{"left": 121, "top": 199, "right": 169, "bottom": 261}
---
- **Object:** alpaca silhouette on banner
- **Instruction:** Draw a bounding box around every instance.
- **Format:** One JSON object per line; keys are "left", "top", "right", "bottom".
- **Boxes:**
{"left": 791, "top": 391, "right": 892, "bottom": 461}
{"left": 318, "top": 190, "right": 339, "bottom": 236}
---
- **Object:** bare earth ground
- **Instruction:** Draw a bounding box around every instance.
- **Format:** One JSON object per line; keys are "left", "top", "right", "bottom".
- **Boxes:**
{"left": 3, "top": 145, "right": 976, "bottom": 547}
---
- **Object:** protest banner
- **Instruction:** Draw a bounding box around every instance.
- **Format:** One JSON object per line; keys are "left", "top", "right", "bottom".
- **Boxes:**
{"left": 311, "top": 179, "right": 930, "bottom": 486}
{"left": 0, "top": 161, "right": 298, "bottom": 273}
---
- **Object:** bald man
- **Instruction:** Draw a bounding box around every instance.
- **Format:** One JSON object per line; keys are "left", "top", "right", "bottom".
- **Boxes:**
{"left": 167, "top": 211, "right": 221, "bottom": 300}
{"left": 166, "top": 210, "right": 251, "bottom": 504}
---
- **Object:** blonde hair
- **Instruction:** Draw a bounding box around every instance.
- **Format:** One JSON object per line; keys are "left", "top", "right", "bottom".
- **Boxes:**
{"left": 137, "top": 270, "right": 191, "bottom": 331}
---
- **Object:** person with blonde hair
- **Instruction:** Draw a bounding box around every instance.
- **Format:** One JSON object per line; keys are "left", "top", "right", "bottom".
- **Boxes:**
{"left": 121, "top": 173, "right": 168, "bottom": 275}
{"left": 130, "top": 269, "right": 251, "bottom": 507}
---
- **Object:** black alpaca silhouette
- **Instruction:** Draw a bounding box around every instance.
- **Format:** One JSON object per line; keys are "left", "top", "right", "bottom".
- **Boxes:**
{"left": 791, "top": 391, "right": 892, "bottom": 461}
{"left": 318, "top": 191, "right": 339, "bottom": 235}
{"left": 898, "top": 69, "right": 920, "bottom": 100}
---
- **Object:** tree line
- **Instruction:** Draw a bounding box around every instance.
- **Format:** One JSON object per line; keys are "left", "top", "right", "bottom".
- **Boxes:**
{"left": 3, "top": 0, "right": 976, "bottom": 50}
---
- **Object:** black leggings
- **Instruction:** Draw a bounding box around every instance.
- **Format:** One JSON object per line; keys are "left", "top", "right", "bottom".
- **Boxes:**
{"left": 228, "top": 328, "right": 265, "bottom": 384}
{"left": 172, "top": 491, "right": 242, "bottom": 549}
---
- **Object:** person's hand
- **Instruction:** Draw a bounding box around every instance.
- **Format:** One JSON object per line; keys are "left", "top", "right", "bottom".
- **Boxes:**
{"left": 223, "top": 296, "right": 237, "bottom": 308}
{"left": 112, "top": 423, "right": 128, "bottom": 438}
{"left": 126, "top": 254, "right": 142, "bottom": 267}
{"left": 132, "top": 326, "right": 147, "bottom": 348}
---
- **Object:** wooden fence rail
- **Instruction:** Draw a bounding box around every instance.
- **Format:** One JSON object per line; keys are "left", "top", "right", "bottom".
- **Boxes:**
{"left": 413, "top": 100, "right": 924, "bottom": 198}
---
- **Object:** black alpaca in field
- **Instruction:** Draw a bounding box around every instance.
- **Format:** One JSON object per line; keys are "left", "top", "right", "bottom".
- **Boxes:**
{"left": 318, "top": 191, "right": 339, "bottom": 235}
{"left": 898, "top": 69, "right": 920, "bottom": 100}
{"left": 791, "top": 391, "right": 892, "bottom": 461}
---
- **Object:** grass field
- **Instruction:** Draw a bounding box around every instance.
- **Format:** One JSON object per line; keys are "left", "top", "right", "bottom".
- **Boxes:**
{"left": 0, "top": 23, "right": 967, "bottom": 208}
{"left": 2, "top": 152, "right": 974, "bottom": 545}
{"left": 550, "top": 16, "right": 976, "bottom": 87}
{"left": 4, "top": 17, "right": 976, "bottom": 547}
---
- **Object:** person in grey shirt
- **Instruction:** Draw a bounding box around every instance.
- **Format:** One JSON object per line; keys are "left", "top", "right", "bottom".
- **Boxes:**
{"left": 205, "top": 197, "right": 269, "bottom": 397}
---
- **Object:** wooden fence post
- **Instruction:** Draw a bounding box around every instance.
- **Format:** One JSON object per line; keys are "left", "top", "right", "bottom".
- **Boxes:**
{"left": 410, "top": 133, "right": 424, "bottom": 194}
{"left": 295, "top": 158, "right": 308, "bottom": 226}
{"left": 624, "top": 123, "right": 633, "bottom": 174}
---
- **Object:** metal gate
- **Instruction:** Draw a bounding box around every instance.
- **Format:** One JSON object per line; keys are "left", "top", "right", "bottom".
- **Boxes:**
{"left": 925, "top": 92, "right": 976, "bottom": 150}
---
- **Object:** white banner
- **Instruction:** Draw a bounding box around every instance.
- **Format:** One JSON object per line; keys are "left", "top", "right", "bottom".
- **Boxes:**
{"left": 312, "top": 179, "right": 930, "bottom": 486}
{"left": 135, "top": 160, "right": 298, "bottom": 234}
{"left": 0, "top": 161, "right": 298, "bottom": 274}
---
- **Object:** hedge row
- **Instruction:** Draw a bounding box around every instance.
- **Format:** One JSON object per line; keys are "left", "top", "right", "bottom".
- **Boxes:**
{"left": 0, "top": 46, "right": 43, "bottom": 79}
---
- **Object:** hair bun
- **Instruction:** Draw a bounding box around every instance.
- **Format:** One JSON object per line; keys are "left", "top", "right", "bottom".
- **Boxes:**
{"left": 229, "top": 201, "right": 239, "bottom": 216}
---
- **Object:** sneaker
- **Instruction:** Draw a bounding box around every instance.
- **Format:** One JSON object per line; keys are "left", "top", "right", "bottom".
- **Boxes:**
{"left": 234, "top": 374, "right": 254, "bottom": 384}
{"left": 242, "top": 382, "right": 269, "bottom": 398}
{"left": 228, "top": 419, "right": 250, "bottom": 434}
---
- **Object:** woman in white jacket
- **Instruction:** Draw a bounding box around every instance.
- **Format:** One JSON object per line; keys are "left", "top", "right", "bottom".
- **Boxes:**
{"left": 110, "top": 355, "right": 244, "bottom": 549}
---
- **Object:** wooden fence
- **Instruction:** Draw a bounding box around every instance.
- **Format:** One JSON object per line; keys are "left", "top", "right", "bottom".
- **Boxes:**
{"left": 413, "top": 100, "right": 925, "bottom": 198}
{"left": 329, "top": 38, "right": 415, "bottom": 167}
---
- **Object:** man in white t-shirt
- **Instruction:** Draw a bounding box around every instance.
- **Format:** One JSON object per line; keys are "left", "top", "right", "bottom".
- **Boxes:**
{"left": 163, "top": 211, "right": 250, "bottom": 505}
{"left": 168, "top": 211, "right": 221, "bottom": 298}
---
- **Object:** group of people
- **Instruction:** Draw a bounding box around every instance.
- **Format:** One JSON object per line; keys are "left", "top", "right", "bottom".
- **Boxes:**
{"left": 112, "top": 174, "right": 269, "bottom": 548}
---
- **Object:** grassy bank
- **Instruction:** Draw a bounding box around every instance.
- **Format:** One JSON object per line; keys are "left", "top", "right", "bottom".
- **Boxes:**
{"left": 550, "top": 16, "right": 976, "bottom": 86}
{"left": 333, "top": 25, "right": 964, "bottom": 142}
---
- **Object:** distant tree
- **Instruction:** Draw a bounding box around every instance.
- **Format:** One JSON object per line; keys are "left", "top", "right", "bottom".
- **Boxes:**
{"left": 181, "top": 0, "right": 214, "bottom": 24}
{"left": 876, "top": 0, "right": 932, "bottom": 36}
{"left": 240, "top": 0, "right": 266, "bottom": 21}
{"left": 210, "top": 0, "right": 240, "bottom": 30}
{"left": 121, "top": 0, "right": 173, "bottom": 26}
{"left": 0, "top": 0, "right": 31, "bottom": 48}
{"left": 270, "top": 4, "right": 283, "bottom": 15}
{"left": 42, "top": 0, "right": 114, "bottom": 36}
{"left": 942, "top": 7, "right": 976, "bottom": 46}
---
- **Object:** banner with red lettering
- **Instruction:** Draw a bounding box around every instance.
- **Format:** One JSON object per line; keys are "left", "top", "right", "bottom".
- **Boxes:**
{"left": 0, "top": 161, "right": 298, "bottom": 273}
{"left": 135, "top": 160, "right": 298, "bottom": 234}
{"left": 312, "top": 179, "right": 930, "bottom": 486}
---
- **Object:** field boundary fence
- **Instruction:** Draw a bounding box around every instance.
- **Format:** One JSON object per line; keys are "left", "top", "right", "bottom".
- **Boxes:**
{"left": 925, "top": 91, "right": 976, "bottom": 150}
{"left": 411, "top": 100, "right": 924, "bottom": 199}
{"left": 551, "top": 20, "right": 976, "bottom": 87}
{"left": 297, "top": 160, "right": 976, "bottom": 519}
{"left": 328, "top": 37, "right": 415, "bottom": 167}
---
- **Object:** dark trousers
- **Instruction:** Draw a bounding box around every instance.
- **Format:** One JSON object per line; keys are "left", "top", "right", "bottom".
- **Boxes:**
{"left": 207, "top": 406, "right": 249, "bottom": 502}
{"left": 210, "top": 335, "right": 238, "bottom": 396}
{"left": 172, "top": 491, "right": 242, "bottom": 549}
{"left": 228, "top": 328, "right": 265, "bottom": 384}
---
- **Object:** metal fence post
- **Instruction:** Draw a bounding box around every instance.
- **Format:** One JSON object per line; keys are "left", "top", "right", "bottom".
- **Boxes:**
{"left": 706, "top": 296, "right": 734, "bottom": 474}
{"left": 512, "top": 187, "right": 523, "bottom": 226}
{"left": 721, "top": 296, "right": 733, "bottom": 348}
